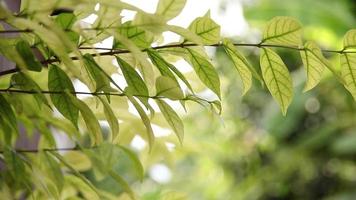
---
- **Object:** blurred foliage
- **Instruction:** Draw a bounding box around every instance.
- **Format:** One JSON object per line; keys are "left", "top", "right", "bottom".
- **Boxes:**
{"left": 137, "top": 0, "right": 356, "bottom": 200}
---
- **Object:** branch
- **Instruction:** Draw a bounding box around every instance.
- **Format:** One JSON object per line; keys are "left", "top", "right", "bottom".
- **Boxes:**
{"left": 2, "top": 42, "right": 355, "bottom": 77}
{"left": 0, "top": 146, "right": 81, "bottom": 154}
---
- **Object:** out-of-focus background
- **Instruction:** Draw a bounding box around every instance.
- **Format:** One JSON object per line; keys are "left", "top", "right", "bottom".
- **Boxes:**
{"left": 118, "top": 0, "right": 356, "bottom": 199}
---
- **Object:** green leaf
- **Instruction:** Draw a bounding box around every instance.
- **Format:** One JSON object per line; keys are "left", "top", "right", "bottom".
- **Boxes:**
{"left": 261, "top": 16, "right": 302, "bottom": 46}
{"left": 48, "top": 65, "right": 79, "bottom": 127}
{"left": 3, "top": 148, "right": 27, "bottom": 185}
{"left": 156, "top": 0, "right": 186, "bottom": 20}
{"left": 55, "top": 13, "right": 76, "bottom": 29}
{"left": 156, "top": 99, "right": 184, "bottom": 144}
{"left": 83, "top": 54, "right": 112, "bottom": 92}
{"left": 15, "top": 40, "right": 42, "bottom": 72}
{"left": 222, "top": 39, "right": 253, "bottom": 95}
{"left": 41, "top": 152, "right": 64, "bottom": 193}
{"left": 108, "top": 169, "right": 136, "bottom": 199}
{"left": 114, "top": 21, "right": 153, "bottom": 49}
{"left": 98, "top": 96, "right": 119, "bottom": 143}
{"left": 300, "top": 41, "right": 326, "bottom": 92}
{"left": 0, "top": 94, "right": 18, "bottom": 134}
{"left": 260, "top": 48, "right": 293, "bottom": 115}
{"left": 116, "top": 145, "right": 144, "bottom": 181}
{"left": 66, "top": 92, "right": 103, "bottom": 145}
{"left": 11, "top": 73, "right": 50, "bottom": 108}
{"left": 340, "top": 53, "right": 356, "bottom": 100}
{"left": 111, "top": 32, "right": 155, "bottom": 87}
{"left": 186, "top": 48, "right": 221, "bottom": 99}
{"left": 127, "top": 96, "right": 154, "bottom": 150}
{"left": 343, "top": 29, "right": 356, "bottom": 49}
{"left": 49, "top": 151, "right": 100, "bottom": 198}
{"left": 188, "top": 11, "right": 220, "bottom": 45}
{"left": 156, "top": 76, "right": 184, "bottom": 100}
{"left": 147, "top": 49, "right": 193, "bottom": 92}
{"left": 116, "top": 56, "right": 149, "bottom": 96}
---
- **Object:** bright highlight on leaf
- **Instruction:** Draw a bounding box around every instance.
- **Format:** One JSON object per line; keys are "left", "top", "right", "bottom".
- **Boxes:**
{"left": 260, "top": 48, "right": 293, "bottom": 115}
{"left": 223, "top": 39, "right": 252, "bottom": 95}
{"left": 262, "top": 16, "right": 302, "bottom": 46}
{"left": 300, "top": 41, "right": 327, "bottom": 92}
{"left": 156, "top": 0, "right": 187, "bottom": 20}
{"left": 343, "top": 29, "right": 356, "bottom": 49}
{"left": 188, "top": 11, "right": 221, "bottom": 45}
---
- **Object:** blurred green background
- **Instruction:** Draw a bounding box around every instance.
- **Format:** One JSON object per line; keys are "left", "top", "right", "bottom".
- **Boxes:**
{"left": 135, "top": 0, "right": 356, "bottom": 199}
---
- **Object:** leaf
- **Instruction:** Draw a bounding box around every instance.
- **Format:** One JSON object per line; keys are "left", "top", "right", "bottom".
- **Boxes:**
{"left": 222, "top": 39, "right": 253, "bottom": 95}
{"left": 114, "top": 21, "right": 153, "bottom": 49}
{"left": 11, "top": 73, "right": 50, "bottom": 108}
{"left": 186, "top": 48, "right": 221, "bottom": 99}
{"left": 156, "top": 76, "right": 184, "bottom": 100}
{"left": 343, "top": 29, "right": 356, "bottom": 49}
{"left": 108, "top": 169, "right": 136, "bottom": 199}
{"left": 48, "top": 65, "right": 79, "bottom": 127}
{"left": 116, "top": 145, "right": 144, "bottom": 181}
{"left": 156, "top": 0, "right": 186, "bottom": 20}
{"left": 156, "top": 99, "right": 184, "bottom": 144}
{"left": 127, "top": 96, "right": 154, "bottom": 150}
{"left": 66, "top": 92, "right": 103, "bottom": 145}
{"left": 41, "top": 152, "right": 64, "bottom": 193}
{"left": 261, "top": 16, "right": 302, "bottom": 46}
{"left": 0, "top": 94, "right": 18, "bottom": 134}
{"left": 98, "top": 96, "right": 119, "bottom": 143}
{"left": 116, "top": 56, "right": 149, "bottom": 96}
{"left": 300, "top": 41, "right": 326, "bottom": 92}
{"left": 133, "top": 13, "right": 203, "bottom": 45}
{"left": 188, "top": 11, "right": 220, "bottom": 45}
{"left": 55, "top": 13, "right": 76, "bottom": 29}
{"left": 111, "top": 32, "right": 155, "bottom": 87}
{"left": 147, "top": 49, "right": 193, "bottom": 91}
{"left": 340, "top": 53, "right": 356, "bottom": 100}
{"left": 15, "top": 40, "right": 42, "bottom": 72}
{"left": 3, "top": 148, "right": 26, "bottom": 180}
{"left": 49, "top": 151, "right": 100, "bottom": 198}
{"left": 260, "top": 48, "right": 293, "bottom": 115}
{"left": 83, "top": 54, "right": 112, "bottom": 92}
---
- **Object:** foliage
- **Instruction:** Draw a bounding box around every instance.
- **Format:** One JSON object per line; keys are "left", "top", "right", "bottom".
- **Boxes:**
{"left": 0, "top": 0, "right": 356, "bottom": 199}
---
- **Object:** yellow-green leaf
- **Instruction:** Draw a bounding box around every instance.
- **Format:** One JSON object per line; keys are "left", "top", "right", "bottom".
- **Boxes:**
{"left": 300, "top": 41, "right": 326, "bottom": 92}
{"left": 127, "top": 96, "right": 154, "bottom": 150}
{"left": 186, "top": 48, "right": 221, "bottom": 99}
{"left": 114, "top": 21, "right": 153, "bottom": 49}
{"left": 156, "top": 76, "right": 184, "bottom": 100}
{"left": 261, "top": 16, "right": 302, "bottom": 46}
{"left": 48, "top": 65, "right": 79, "bottom": 127}
{"left": 188, "top": 11, "right": 220, "bottom": 45}
{"left": 147, "top": 49, "right": 194, "bottom": 92}
{"left": 340, "top": 53, "right": 356, "bottom": 100}
{"left": 116, "top": 56, "right": 149, "bottom": 96}
{"left": 98, "top": 96, "right": 119, "bottom": 143}
{"left": 260, "top": 48, "right": 293, "bottom": 115}
{"left": 156, "top": 99, "right": 184, "bottom": 144}
{"left": 66, "top": 92, "right": 103, "bottom": 145}
{"left": 343, "top": 29, "right": 356, "bottom": 49}
{"left": 83, "top": 54, "right": 113, "bottom": 93}
{"left": 222, "top": 39, "right": 252, "bottom": 95}
{"left": 156, "top": 0, "right": 186, "bottom": 20}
